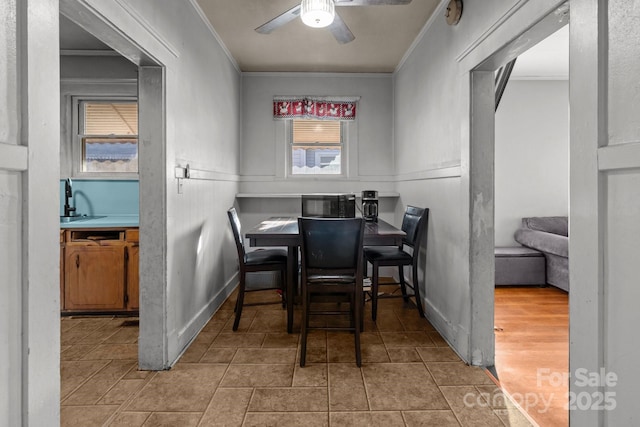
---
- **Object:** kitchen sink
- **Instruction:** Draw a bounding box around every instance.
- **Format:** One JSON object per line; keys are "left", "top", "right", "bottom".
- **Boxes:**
{"left": 60, "top": 215, "right": 106, "bottom": 223}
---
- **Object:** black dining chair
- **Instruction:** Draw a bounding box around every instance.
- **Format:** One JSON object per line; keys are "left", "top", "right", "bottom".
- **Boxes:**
{"left": 227, "top": 207, "right": 288, "bottom": 331}
{"left": 363, "top": 206, "right": 429, "bottom": 321}
{"left": 298, "top": 217, "right": 365, "bottom": 367}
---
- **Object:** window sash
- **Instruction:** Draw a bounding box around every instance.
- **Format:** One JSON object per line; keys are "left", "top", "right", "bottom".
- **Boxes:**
{"left": 290, "top": 119, "right": 344, "bottom": 176}
{"left": 72, "top": 97, "right": 139, "bottom": 178}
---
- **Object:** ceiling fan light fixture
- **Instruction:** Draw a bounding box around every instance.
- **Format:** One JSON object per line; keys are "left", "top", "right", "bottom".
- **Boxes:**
{"left": 301, "top": 0, "right": 335, "bottom": 28}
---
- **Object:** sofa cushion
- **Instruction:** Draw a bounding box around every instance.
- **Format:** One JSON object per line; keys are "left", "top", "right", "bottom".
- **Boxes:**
{"left": 514, "top": 229, "right": 569, "bottom": 258}
{"left": 522, "top": 216, "right": 568, "bottom": 237}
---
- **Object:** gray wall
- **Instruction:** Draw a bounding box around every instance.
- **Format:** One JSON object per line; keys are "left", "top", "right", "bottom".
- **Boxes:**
{"left": 239, "top": 73, "right": 399, "bottom": 228}
{"left": 241, "top": 73, "right": 394, "bottom": 185}
{"left": 494, "top": 80, "right": 569, "bottom": 246}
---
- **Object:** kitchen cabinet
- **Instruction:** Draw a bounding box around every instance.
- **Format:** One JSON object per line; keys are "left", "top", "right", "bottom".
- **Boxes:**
{"left": 125, "top": 229, "right": 139, "bottom": 310}
{"left": 60, "top": 227, "right": 139, "bottom": 313}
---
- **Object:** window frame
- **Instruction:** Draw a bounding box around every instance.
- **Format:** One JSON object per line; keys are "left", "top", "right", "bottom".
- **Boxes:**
{"left": 287, "top": 119, "right": 347, "bottom": 178}
{"left": 71, "top": 96, "right": 139, "bottom": 180}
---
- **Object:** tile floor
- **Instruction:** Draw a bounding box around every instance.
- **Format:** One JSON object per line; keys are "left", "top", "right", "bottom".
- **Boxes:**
{"left": 61, "top": 286, "right": 533, "bottom": 426}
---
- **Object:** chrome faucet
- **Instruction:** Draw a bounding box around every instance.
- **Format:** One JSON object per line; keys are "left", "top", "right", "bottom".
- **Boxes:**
{"left": 64, "top": 178, "right": 76, "bottom": 217}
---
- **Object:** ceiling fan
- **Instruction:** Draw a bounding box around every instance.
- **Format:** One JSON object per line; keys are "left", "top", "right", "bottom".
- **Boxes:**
{"left": 255, "top": 0, "right": 413, "bottom": 45}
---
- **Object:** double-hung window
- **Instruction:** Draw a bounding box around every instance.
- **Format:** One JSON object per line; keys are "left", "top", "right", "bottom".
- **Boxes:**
{"left": 75, "top": 98, "right": 138, "bottom": 175}
{"left": 290, "top": 119, "right": 344, "bottom": 175}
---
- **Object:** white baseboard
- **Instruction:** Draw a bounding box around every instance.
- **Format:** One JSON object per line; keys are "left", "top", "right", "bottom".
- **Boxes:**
{"left": 172, "top": 272, "right": 239, "bottom": 365}
{"left": 423, "top": 296, "right": 470, "bottom": 364}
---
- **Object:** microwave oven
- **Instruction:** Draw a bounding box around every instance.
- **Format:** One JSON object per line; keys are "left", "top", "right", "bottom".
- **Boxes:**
{"left": 301, "top": 194, "right": 356, "bottom": 218}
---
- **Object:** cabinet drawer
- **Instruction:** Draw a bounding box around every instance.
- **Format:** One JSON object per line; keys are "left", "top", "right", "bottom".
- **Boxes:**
{"left": 66, "top": 229, "right": 124, "bottom": 242}
{"left": 125, "top": 229, "right": 139, "bottom": 243}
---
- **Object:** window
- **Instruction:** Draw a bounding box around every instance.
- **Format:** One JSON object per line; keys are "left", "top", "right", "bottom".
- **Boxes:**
{"left": 290, "top": 119, "right": 343, "bottom": 175}
{"left": 77, "top": 99, "right": 138, "bottom": 174}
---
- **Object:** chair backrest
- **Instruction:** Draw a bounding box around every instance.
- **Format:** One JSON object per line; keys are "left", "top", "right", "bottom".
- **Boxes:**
{"left": 401, "top": 206, "right": 429, "bottom": 250}
{"left": 227, "top": 207, "right": 246, "bottom": 264}
{"left": 298, "top": 217, "right": 364, "bottom": 276}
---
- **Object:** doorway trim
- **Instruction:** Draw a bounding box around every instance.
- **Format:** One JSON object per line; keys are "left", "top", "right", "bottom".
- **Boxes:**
{"left": 60, "top": 0, "right": 170, "bottom": 369}
{"left": 460, "top": 1, "right": 569, "bottom": 366}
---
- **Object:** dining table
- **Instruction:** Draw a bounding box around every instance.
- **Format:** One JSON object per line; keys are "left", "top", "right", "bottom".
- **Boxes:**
{"left": 245, "top": 217, "right": 406, "bottom": 333}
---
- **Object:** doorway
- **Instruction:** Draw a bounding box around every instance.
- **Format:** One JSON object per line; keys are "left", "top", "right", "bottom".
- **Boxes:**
{"left": 59, "top": 1, "right": 168, "bottom": 370}
{"left": 468, "top": 3, "right": 570, "bottom": 425}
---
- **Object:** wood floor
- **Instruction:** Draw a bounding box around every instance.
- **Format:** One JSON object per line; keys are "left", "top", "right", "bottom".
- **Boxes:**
{"left": 494, "top": 286, "right": 569, "bottom": 427}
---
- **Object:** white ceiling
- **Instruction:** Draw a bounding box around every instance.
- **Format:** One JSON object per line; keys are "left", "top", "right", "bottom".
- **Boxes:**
{"left": 59, "top": 2, "right": 568, "bottom": 78}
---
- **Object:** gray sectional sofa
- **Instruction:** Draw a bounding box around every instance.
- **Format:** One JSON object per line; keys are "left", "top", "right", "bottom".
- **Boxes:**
{"left": 514, "top": 216, "right": 569, "bottom": 292}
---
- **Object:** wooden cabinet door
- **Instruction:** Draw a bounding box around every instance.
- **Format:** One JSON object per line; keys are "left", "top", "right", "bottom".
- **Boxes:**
{"left": 64, "top": 244, "right": 126, "bottom": 310}
{"left": 126, "top": 244, "right": 139, "bottom": 310}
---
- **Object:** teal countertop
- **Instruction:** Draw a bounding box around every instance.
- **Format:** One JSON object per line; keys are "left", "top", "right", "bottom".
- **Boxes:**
{"left": 60, "top": 215, "right": 139, "bottom": 229}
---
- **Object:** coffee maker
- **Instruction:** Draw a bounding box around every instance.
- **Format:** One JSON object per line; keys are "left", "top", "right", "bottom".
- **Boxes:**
{"left": 361, "top": 190, "right": 378, "bottom": 222}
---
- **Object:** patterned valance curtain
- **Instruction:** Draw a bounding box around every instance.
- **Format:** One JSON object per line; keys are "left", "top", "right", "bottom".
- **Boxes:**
{"left": 273, "top": 96, "right": 359, "bottom": 121}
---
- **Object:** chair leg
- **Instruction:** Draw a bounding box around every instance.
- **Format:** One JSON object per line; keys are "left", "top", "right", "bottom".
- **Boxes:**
{"left": 233, "top": 274, "right": 246, "bottom": 331}
{"left": 280, "top": 268, "right": 287, "bottom": 309}
{"left": 412, "top": 263, "right": 425, "bottom": 318}
{"left": 371, "top": 263, "right": 380, "bottom": 322}
{"left": 398, "top": 265, "right": 410, "bottom": 302}
{"left": 354, "top": 289, "right": 362, "bottom": 367}
{"left": 300, "top": 287, "right": 309, "bottom": 367}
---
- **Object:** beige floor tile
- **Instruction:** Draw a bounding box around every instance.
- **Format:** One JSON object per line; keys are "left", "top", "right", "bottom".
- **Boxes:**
{"left": 330, "top": 411, "right": 405, "bottom": 426}
{"left": 200, "top": 347, "right": 237, "bottom": 363}
{"left": 416, "top": 347, "right": 463, "bottom": 362}
{"left": 327, "top": 363, "right": 368, "bottom": 411}
{"left": 123, "top": 367, "right": 153, "bottom": 380}
{"left": 103, "top": 327, "right": 139, "bottom": 344}
{"left": 379, "top": 331, "right": 435, "bottom": 347}
{"left": 439, "top": 386, "right": 482, "bottom": 411}
{"left": 386, "top": 347, "right": 422, "bottom": 363}
{"left": 106, "top": 411, "right": 150, "bottom": 427}
{"left": 494, "top": 407, "right": 534, "bottom": 426}
{"left": 450, "top": 407, "right": 506, "bottom": 427}
{"left": 63, "top": 378, "right": 121, "bottom": 406}
{"left": 180, "top": 332, "right": 219, "bottom": 363}
{"left": 362, "top": 363, "right": 449, "bottom": 411}
{"left": 98, "top": 379, "right": 147, "bottom": 405}
{"left": 293, "top": 364, "right": 327, "bottom": 387}
{"left": 60, "top": 404, "right": 119, "bottom": 427}
{"left": 402, "top": 410, "right": 461, "bottom": 426}
{"left": 219, "top": 364, "right": 293, "bottom": 387}
{"left": 60, "top": 360, "right": 110, "bottom": 400}
{"left": 298, "top": 346, "right": 328, "bottom": 364}
{"left": 81, "top": 344, "right": 139, "bottom": 360}
{"left": 142, "top": 412, "right": 202, "bottom": 426}
{"left": 61, "top": 344, "right": 98, "bottom": 361}
{"left": 427, "top": 362, "right": 494, "bottom": 386}
{"left": 243, "top": 412, "right": 329, "bottom": 427}
{"left": 247, "top": 311, "right": 288, "bottom": 332}
{"left": 231, "top": 348, "right": 297, "bottom": 364}
{"left": 248, "top": 387, "right": 328, "bottom": 412}
{"left": 428, "top": 331, "right": 450, "bottom": 347}
{"left": 396, "top": 314, "right": 437, "bottom": 332}
{"left": 262, "top": 332, "right": 299, "bottom": 348}
{"left": 210, "top": 333, "right": 265, "bottom": 348}
{"left": 59, "top": 286, "right": 535, "bottom": 427}
{"left": 125, "top": 364, "right": 227, "bottom": 412}
{"left": 222, "top": 309, "right": 257, "bottom": 332}
{"left": 199, "top": 387, "right": 253, "bottom": 426}
{"left": 475, "top": 385, "right": 509, "bottom": 409}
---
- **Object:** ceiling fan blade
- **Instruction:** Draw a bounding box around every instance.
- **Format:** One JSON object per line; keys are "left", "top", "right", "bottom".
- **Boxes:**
{"left": 255, "top": 5, "right": 301, "bottom": 34}
{"left": 328, "top": 12, "right": 355, "bottom": 44}
{"left": 334, "top": 0, "right": 412, "bottom": 6}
